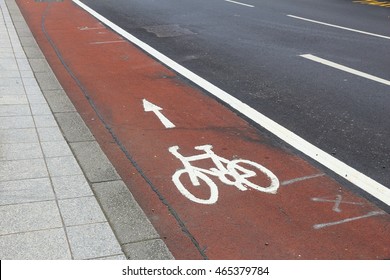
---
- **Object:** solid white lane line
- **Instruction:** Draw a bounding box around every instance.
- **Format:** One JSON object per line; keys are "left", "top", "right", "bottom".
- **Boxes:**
{"left": 301, "top": 54, "right": 390, "bottom": 86}
{"left": 224, "top": 0, "right": 254, "bottom": 8}
{"left": 72, "top": 0, "right": 390, "bottom": 206}
{"left": 288, "top": 15, "right": 390, "bottom": 40}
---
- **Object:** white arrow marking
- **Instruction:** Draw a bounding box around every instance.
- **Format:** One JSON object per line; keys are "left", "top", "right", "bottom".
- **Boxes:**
{"left": 143, "top": 99, "right": 175, "bottom": 129}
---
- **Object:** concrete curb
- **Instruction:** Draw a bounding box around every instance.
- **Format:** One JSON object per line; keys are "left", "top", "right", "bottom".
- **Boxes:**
{"left": 5, "top": 0, "right": 174, "bottom": 260}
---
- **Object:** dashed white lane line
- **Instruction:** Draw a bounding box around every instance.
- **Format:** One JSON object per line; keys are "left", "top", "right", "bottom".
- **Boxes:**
{"left": 301, "top": 54, "right": 390, "bottom": 86}
{"left": 224, "top": 0, "right": 255, "bottom": 8}
{"left": 72, "top": 0, "right": 390, "bottom": 206}
{"left": 288, "top": 15, "right": 390, "bottom": 40}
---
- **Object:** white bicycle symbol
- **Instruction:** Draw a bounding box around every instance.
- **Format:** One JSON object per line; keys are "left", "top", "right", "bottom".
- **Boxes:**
{"left": 169, "top": 145, "right": 280, "bottom": 204}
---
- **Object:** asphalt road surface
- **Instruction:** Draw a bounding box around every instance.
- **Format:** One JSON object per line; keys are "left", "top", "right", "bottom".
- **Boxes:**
{"left": 79, "top": 0, "right": 390, "bottom": 191}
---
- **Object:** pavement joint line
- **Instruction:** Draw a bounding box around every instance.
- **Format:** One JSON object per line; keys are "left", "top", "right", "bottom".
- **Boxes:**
{"left": 86, "top": 254, "right": 126, "bottom": 260}
{"left": 3, "top": 0, "right": 172, "bottom": 259}
{"left": 0, "top": 175, "right": 49, "bottom": 183}
{"left": 0, "top": 226, "right": 64, "bottom": 237}
{"left": 0, "top": 198, "right": 55, "bottom": 207}
{"left": 121, "top": 237, "right": 164, "bottom": 246}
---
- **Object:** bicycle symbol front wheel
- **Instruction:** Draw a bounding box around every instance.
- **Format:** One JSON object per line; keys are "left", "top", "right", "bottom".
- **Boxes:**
{"left": 227, "top": 159, "right": 279, "bottom": 194}
{"left": 172, "top": 169, "right": 219, "bottom": 204}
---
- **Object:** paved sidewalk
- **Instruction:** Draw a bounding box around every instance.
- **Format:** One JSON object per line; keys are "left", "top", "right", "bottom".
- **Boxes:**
{"left": 0, "top": 0, "right": 173, "bottom": 260}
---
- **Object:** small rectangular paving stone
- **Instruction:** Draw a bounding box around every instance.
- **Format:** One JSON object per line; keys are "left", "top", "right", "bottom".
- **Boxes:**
{"left": 51, "top": 175, "right": 93, "bottom": 199}
{"left": 66, "top": 222, "right": 123, "bottom": 260}
{"left": 46, "top": 156, "right": 83, "bottom": 177}
{"left": 0, "top": 128, "right": 38, "bottom": 144}
{"left": 0, "top": 178, "right": 55, "bottom": 206}
{"left": 0, "top": 142, "right": 42, "bottom": 161}
{"left": 0, "top": 158, "right": 48, "bottom": 181}
{"left": 0, "top": 228, "right": 71, "bottom": 260}
{"left": 0, "top": 201, "right": 62, "bottom": 235}
{"left": 58, "top": 196, "right": 107, "bottom": 226}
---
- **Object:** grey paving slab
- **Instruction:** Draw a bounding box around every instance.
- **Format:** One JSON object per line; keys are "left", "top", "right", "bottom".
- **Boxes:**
{"left": 0, "top": 86, "right": 25, "bottom": 95}
{"left": 33, "top": 114, "right": 58, "bottom": 128}
{"left": 27, "top": 93, "right": 46, "bottom": 104}
{"left": 0, "top": 142, "right": 42, "bottom": 161}
{"left": 0, "top": 178, "right": 54, "bottom": 206}
{"left": 123, "top": 239, "right": 174, "bottom": 260}
{"left": 16, "top": 58, "right": 31, "bottom": 71}
{"left": 0, "top": 58, "right": 18, "bottom": 70}
{"left": 67, "top": 222, "right": 123, "bottom": 260}
{"left": 0, "top": 128, "right": 38, "bottom": 144}
{"left": 54, "top": 112, "right": 95, "bottom": 142}
{"left": 22, "top": 46, "right": 44, "bottom": 59}
{"left": 24, "top": 84, "right": 42, "bottom": 95}
{"left": 46, "top": 156, "right": 83, "bottom": 177}
{"left": 58, "top": 196, "right": 107, "bottom": 227}
{"left": 0, "top": 158, "right": 48, "bottom": 181}
{"left": 0, "top": 201, "right": 62, "bottom": 235}
{"left": 20, "top": 70, "right": 34, "bottom": 78}
{"left": 35, "top": 71, "right": 63, "bottom": 91}
{"left": 92, "top": 181, "right": 160, "bottom": 244}
{"left": 30, "top": 102, "right": 52, "bottom": 115}
{"left": 0, "top": 115, "right": 34, "bottom": 129}
{"left": 0, "top": 95, "right": 28, "bottom": 105}
{"left": 36, "top": 126, "right": 64, "bottom": 142}
{"left": 0, "top": 228, "right": 71, "bottom": 260}
{"left": 0, "top": 104, "right": 30, "bottom": 116}
{"left": 0, "top": 77, "right": 22, "bottom": 87}
{"left": 51, "top": 175, "right": 93, "bottom": 199}
{"left": 22, "top": 77, "right": 39, "bottom": 87}
{"left": 41, "top": 140, "right": 72, "bottom": 158}
{"left": 43, "top": 90, "right": 76, "bottom": 112}
{"left": 70, "top": 141, "right": 120, "bottom": 183}
{"left": 0, "top": 70, "right": 20, "bottom": 78}
{"left": 28, "top": 58, "right": 51, "bottom": 72}
{"left": 19, "top": 37, "right": 39, "bottom": 48}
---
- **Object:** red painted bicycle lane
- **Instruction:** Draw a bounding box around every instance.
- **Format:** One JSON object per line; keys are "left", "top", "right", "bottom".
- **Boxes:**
{"left": 17, "top": 0, "right": 390, "bottom": 259}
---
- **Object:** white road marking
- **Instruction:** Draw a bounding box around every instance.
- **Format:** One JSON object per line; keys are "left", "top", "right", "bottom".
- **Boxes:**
{"left": 287, "top": 15, "right": 390, "bottom": 40}
{"left": 224, "top": 0, "right": 254, "bottom": 8}
{"left": 143, "top": 99, "right": 175, "bottom": 129}
{"left": 301, "top": 54, "right": 390, "bottom": 86}
{"left": 78, "top": 26, "right": 105, "bottom": 31}
{"left": 89, "top": 40, "right": 126, "bottom": 45}
{"left": 281, "top": 173, "right": 325, "bottom": 186}
{"left": 73, "top": 0, "right": 390, "bottom": 206}
{"left": 313, "top": 210, "right": 386, "bottom": 229}
{"left": 311, "top": 195, "right": 365, "bottom": 213}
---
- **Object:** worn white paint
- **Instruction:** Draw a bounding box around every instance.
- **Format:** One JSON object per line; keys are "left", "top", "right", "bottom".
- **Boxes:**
{"left": 73, "top": 0, "right": 390, "bottom": 206}
{"left": 169, "top": 145, "right": 279, "bottom": 204}
{"left": 311, "top": 195, "right": 366, "bottom": 213}
{"left": 143, "top": 99, "right": 175, "bottom": 129}
{"left": 281, "top": 173, "right": 325, "bottom": 186}
{"left": 313, "top": 210, "right": 385, "bottom": 229}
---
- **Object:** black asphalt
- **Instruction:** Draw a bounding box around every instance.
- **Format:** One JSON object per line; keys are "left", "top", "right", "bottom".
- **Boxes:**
{"left": 78, "top": 0, "right": 390, "bottom": 190}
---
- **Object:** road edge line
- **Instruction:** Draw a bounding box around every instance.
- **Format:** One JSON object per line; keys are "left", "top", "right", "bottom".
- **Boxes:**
{"left": 72, "top": 0, "right": 390, "bottom": 206}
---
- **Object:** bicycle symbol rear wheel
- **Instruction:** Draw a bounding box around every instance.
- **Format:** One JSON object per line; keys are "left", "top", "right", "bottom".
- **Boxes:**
{"left": 172, "top": 169, "right": 219, "bottom": 204}
{"left": 228, "top": 159, "right": 279, "bottom": 194}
